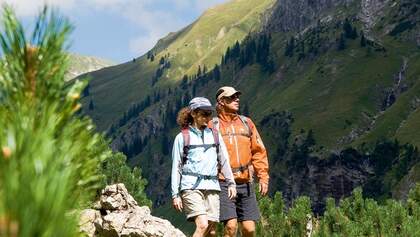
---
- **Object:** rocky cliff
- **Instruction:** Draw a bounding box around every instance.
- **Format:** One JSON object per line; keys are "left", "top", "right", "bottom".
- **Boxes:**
{"left": 264, "top": 0, "right": 354, "bottom": 32}
{"left": 283, "top": 152, "right": 373, "bottom": 213}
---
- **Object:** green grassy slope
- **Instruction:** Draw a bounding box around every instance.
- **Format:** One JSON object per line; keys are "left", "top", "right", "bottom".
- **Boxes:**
{"left": 156, "top": 0, "right": 275, "bottom": 78}
{"left": 201, "top": 41, "right": 420, "bottom": 151}
{"left": 254, "top": 40, "right": 418, "bottom": 149}
{"left": 80, "top": 0, "right": 275, "bottom": 131}
{"left": 81, "top": 55, "right": 156, "bottom": 129}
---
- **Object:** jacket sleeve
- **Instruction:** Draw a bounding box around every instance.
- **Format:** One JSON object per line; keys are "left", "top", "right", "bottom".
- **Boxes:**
{"left": 248, "top": 118, "right": 269, "bottom": 184}
{"left": 218, "top": 133, "right": 236, "bottom": 188}
{"left": 171, "top": 133, "right": 183, "bottom": 198}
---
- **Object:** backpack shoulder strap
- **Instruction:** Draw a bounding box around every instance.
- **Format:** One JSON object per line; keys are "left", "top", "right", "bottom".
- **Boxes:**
{"left": 211, "top": 117, "right": 220, "bottom": 146}
{"left": 210, "top": 117, "right": 221, "bottom": 168}
{"left": 212, "top": 117, "right": 220, "bottom": 132}
{"left": 238, "top": 115, "right": 252, "bottom": 137}
{"left": 181, "top": 128, "right": 190, "bottom": 165}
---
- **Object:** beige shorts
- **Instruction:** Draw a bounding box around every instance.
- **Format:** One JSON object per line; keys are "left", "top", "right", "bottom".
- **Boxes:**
{"left": 181, "top": 189, "right": 220, "bottom": 222}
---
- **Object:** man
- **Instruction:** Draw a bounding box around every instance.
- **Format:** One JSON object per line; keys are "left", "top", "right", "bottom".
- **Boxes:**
{"left": 209, "top": 86, "right": 269, "bottom": 237}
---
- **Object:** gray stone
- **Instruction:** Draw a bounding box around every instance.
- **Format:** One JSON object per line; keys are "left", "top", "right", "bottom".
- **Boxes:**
{"left": 79, "top": 183, "right": 185, "bottom": 237}
{"left": 264, "top": 0, "right": 354, "bottom": 33}
{"left": 80, "top": 209, "right": 101, "bottom": 237}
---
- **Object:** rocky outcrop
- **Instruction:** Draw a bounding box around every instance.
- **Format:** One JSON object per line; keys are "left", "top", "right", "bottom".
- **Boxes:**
{"left": 79, "top": 184, "right": 185, "bottom": 237}
{"left": 264, "top": 0, "right": 354, "bottom": 33}
{"left": 393, "top": 164, "right": 420, "bottom": 200}
{"left": 283, "top": 151, "right": 373, "bottom": 213}
{"left": 381, "top": 57, "right": 409, "bottom": 111}
{"left": 359, "top": 0, "right": 390, "bottom": 32}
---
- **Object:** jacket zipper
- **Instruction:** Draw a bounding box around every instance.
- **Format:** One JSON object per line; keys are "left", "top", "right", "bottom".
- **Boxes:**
{"left": 231, "top": 124, "right": 241, "bottom": 167}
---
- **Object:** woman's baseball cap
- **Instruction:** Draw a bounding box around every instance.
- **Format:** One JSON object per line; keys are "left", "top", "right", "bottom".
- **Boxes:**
{"left": 188, "top": 97, "right": 214, "bottom": 111}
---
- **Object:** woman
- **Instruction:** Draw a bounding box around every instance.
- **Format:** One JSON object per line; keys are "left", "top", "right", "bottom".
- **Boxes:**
{"left": 171, "top": 97, "right": 236, "bottom": 237}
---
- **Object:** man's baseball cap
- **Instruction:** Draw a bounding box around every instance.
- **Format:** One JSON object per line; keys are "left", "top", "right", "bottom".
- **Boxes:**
{"left": 216, "top": 86, "right": 241, "bottom": 101}
{"left": 188, "top": 97, "right": 214, "bottom": 111}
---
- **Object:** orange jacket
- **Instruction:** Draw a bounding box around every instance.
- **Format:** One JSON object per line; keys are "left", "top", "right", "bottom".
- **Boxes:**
{"left": 209, "top": 112, "right": 269, "bottom": 184}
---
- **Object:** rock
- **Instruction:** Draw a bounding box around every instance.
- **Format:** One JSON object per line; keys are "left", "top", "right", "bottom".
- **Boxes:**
{"left": 359, "top": 0, "right": 390, "bottom": 33}
{"left": 283, "top": 153, "right": 373, "bottom": 214}
{"left": 80, "top": 183, "right": 185, "bottom": 237}
{"left": 80, "top": 209, "right": 101, "bottom": 237}
{"left": 264, "top": 0, "right": 354, "bottom": 33}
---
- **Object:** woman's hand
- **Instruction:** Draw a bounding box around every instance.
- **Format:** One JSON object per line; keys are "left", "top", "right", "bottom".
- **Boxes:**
{"left": 172, "top": 197, "right": 183, "bottom": 212}
{"left": 228, "top": 186, "right": 237, "bottom": 200}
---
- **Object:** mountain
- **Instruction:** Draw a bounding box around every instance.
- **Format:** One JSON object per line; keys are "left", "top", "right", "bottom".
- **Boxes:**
{"left": 81, "top": 0, "right": 420, "bottom": 218}
{"left": 79, "top": 0, "right": 275, "bottom": 130}
{"left": 66, "top": 53, "right": 114, "bottom": 81}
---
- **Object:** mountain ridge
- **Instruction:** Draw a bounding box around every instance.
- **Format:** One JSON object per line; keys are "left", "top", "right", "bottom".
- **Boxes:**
{"left": 66, "top": 53, "right": 114, "bottom": 81}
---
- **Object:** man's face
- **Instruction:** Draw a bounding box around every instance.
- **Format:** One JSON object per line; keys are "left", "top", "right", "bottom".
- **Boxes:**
{"left": 220, "top": 93, "right": 240, "bottom": 113}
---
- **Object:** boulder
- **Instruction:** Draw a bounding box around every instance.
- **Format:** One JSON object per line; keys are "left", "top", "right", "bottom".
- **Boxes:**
{"left": 80, "top": 183, "right": 185, "bottom": 237}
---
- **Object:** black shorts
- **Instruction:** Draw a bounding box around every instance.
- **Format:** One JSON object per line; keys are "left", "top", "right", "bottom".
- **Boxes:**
{"left": 219, "top": 180, "right": 260, "bottom": 222}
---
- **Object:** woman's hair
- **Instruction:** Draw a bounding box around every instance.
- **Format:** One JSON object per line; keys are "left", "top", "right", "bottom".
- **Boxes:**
{"left": 177, "top": 107, "right": 193, "bottom": 128}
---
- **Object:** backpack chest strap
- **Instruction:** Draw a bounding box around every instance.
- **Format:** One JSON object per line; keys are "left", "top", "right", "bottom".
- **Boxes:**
{"left": 231, "top": 161, "right": 252, "bottom": 173}
{"left": 221, "top": 132, "right": 251, "bottom": 138}
{"left": 182, "top": 171, "right": 218, "bottom": 189}
{"left": 182, "top": 171, "right": 218, "bottom": 180}
{"left": 187, "top": 144, "right": 217, "bottom": 152}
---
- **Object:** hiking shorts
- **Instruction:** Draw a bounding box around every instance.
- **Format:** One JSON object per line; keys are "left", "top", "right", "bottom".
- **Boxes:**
{"left": 181, "top": 189, "right": 220, "bottom": 222}
{"left": 219, "top": 180, "right": 260, "bottom": 222}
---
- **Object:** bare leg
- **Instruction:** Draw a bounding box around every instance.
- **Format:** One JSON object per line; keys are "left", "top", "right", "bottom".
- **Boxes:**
{"left": 223, "top": 218, "right": 238, "bottom": 237}
{"left": 205, "top": 221, "right": 217, "bottom": 237}
{"left": 240, "top": 220, "right": 256, "bottom": 237}
{"left": 193, "top": 215, "right": 209, "bottom": 237}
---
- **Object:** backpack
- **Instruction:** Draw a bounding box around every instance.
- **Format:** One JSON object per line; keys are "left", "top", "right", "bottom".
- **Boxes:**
{"left": 181, "top": 127, "right": 220, "bottom": 165}
{"left": 180, "top": 126, "right": 221, "bottom": 188}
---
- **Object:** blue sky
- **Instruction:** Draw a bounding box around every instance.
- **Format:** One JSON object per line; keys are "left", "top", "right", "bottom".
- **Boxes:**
{"left": 0, "top": 0, "right": 228, "bottom": 63}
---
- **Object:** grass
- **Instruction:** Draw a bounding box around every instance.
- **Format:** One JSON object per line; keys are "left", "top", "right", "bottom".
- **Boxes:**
{"left": 250, "top": 40, "right": 399, "bottom": 147}
{"left": 80, "top": 55, "right": 156, "bottom": 130}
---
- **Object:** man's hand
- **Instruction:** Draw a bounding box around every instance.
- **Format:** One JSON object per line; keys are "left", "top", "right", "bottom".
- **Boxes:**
{"left": 259, "top": 182, "right": 268, "bottom": 196}
{"left": 228, "top": 186, "right": 237, "bottom": 200}
{"left": 172, "top": 197, "right": 183, "bottom": 212}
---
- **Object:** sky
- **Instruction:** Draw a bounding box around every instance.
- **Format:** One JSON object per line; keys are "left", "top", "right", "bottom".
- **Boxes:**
{"left": 0, "top": 0, "right": 228, "bottom": 63}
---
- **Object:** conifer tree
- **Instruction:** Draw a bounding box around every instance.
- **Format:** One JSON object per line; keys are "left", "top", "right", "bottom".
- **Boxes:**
{"left": 0, "top": 6, "right": 150, "bottom": 236}
{"left": 285, "top": 36, "right": 295, "bottom": 57}
{"left": 89, "top": 99, "right": 94, "bottom": 110}
{"left": 360, "top": 31, "right": 367, "bottom": 47}
{"left": 213, "top": 64, "right": 221, "bottom": 82}
{"left": 337, "top": 33, "right": 346, "bottom": 50}
{"left": 343, "top": 18, "right": 353, "bottom": 38}
{"left": 100, "top": 153, "right": 151, "bottom": 207}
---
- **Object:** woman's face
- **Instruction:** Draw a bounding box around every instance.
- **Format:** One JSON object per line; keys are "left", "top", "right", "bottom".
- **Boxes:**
{"left": 191, "top": 109, "right": 213, "bottom": 128}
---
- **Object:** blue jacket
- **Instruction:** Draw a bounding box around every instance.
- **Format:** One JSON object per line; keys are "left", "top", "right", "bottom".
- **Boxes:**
{"left": 171, "top": 126, "right": 235, "bottom": 198}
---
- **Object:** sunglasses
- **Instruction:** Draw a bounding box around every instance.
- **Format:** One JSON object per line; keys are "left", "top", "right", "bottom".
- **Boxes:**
{"left": 223, "top": 94, "right": 240, "bottom": 101}
{"left": 197, "top": 110, "right": 213, "bottom": 117}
